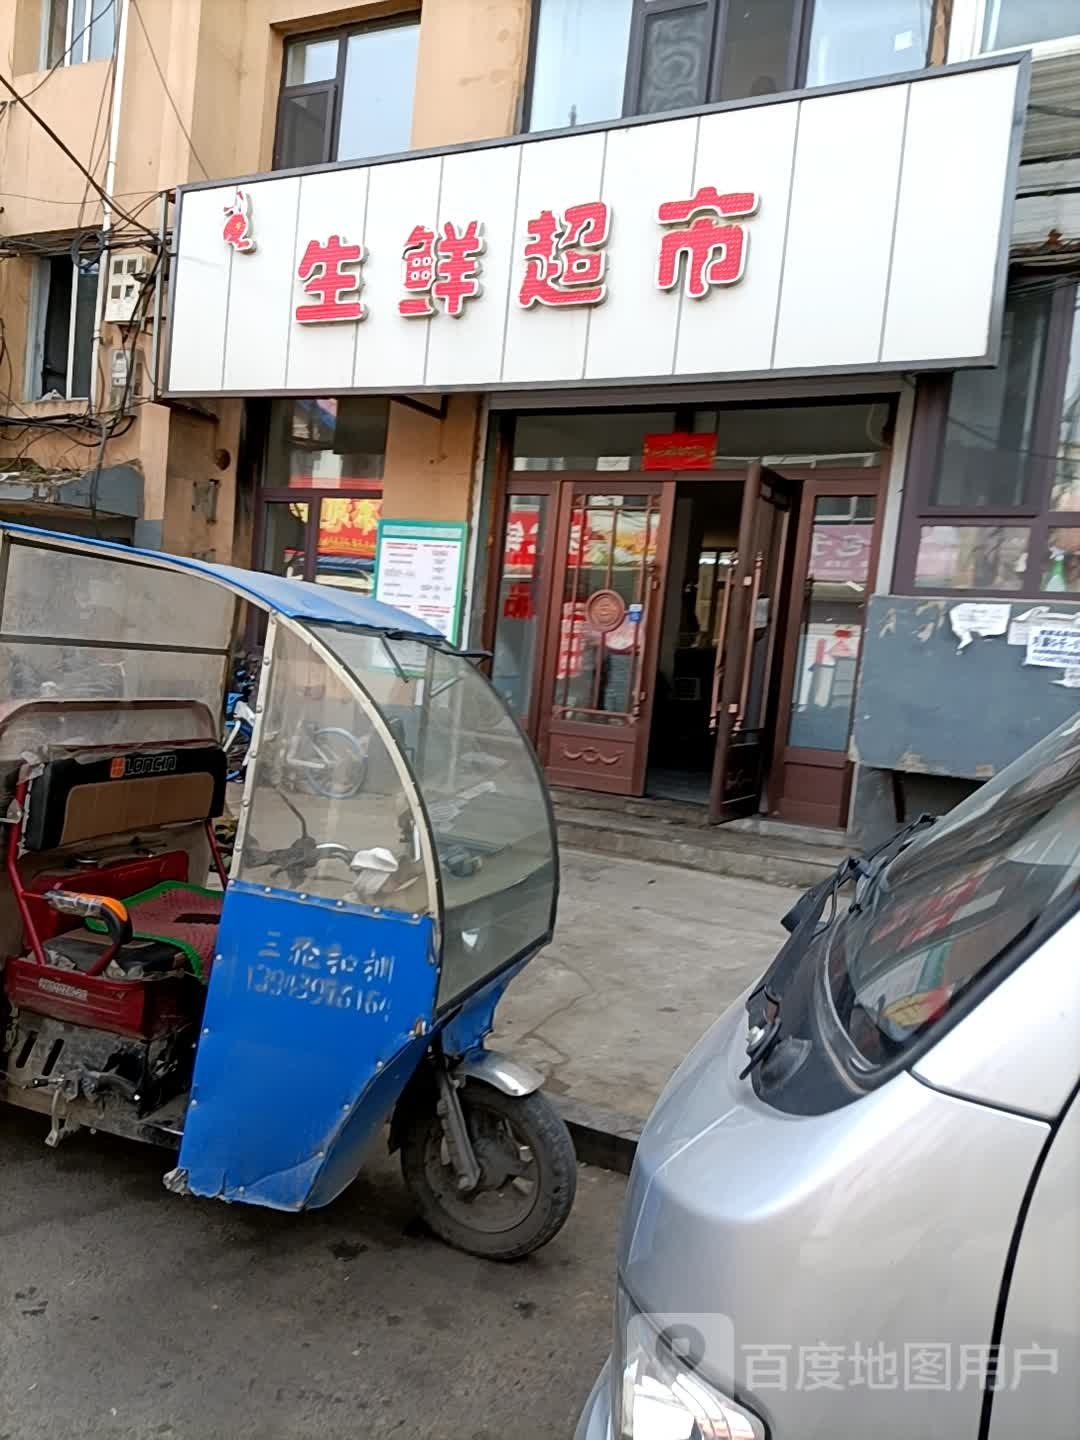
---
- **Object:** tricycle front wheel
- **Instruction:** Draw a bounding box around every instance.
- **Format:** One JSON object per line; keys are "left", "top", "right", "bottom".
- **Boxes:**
{"left": 399, "top": 1082, "right": 576, "bottom": 1261}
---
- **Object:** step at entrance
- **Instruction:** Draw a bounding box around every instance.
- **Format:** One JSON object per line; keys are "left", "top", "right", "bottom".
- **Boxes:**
{"left": 552, "top": 789, "right": 849, "bottom": 890}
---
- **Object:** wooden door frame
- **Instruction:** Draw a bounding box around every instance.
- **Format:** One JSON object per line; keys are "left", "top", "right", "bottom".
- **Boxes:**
{"left": 706, "top": 462, "right": 799, "bottom": 823}
{"left": 536, "top": 476, "right": 676, "bottom": 795}
{"left": 765, "top": 469, "right": 887, "bottom": 821}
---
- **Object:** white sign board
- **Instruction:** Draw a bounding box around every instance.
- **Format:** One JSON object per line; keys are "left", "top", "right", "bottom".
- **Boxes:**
{"left": 1025, "top": 624, "right": 1080, "bottom": 669}
{"left": 373, "top": 519, "right": 466, "bottom": 643}
{"left": 166, "top": 58, "right": 1025, "bottom": 397}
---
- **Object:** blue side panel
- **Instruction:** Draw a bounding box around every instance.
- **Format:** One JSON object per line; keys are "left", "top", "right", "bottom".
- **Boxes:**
{"left": 178, "top": 881, "right": 438, "bottom": 1210}
{"left": 439, "top": 957, "right": 530, "bottom": 1058}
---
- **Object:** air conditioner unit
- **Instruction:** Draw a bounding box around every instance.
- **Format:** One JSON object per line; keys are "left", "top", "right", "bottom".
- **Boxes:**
{"left": 104, "top": 248, "right": 152, "bottom": 323}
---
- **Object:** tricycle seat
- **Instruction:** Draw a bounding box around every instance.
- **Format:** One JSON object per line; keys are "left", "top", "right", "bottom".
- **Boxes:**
{"left": 87, "top": 881, "right": 222, "bottom": 980}
{"left": 42, "top": 929, "right": 189, "bottom": 978}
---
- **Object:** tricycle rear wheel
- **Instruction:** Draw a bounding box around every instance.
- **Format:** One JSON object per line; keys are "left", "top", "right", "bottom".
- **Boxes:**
{"left": 399, "top": 1082, "right": 576, "bottom": 1261}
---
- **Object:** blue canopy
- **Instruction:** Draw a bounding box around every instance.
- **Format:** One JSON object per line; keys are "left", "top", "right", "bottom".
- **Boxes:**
{"left": 0, "top": 523, "right": 444, "bottom": 639}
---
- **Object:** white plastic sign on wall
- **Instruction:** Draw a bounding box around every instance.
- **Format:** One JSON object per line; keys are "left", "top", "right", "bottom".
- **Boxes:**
{"left": 166, "top": 57, "right": 1027, "bottom": 398}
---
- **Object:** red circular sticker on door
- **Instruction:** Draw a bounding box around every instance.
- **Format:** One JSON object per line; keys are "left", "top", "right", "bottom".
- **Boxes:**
{"left": 585, "top": 589, "right": 627, "bottom": 634}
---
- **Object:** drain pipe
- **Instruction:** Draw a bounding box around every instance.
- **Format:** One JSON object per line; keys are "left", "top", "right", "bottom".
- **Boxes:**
{"left": 89, "top": 0, "right": 131, "bottom": 418}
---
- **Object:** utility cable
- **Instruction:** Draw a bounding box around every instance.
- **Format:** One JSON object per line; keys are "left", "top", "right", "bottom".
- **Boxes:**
{"left": 130, "top": 0, "right": 209, "bottom": 179}
{"left": 0, "top": 70, "right": 157, "bottom": 238}
{"left": 12, "top": 0, "right": 119, "bottom": 102}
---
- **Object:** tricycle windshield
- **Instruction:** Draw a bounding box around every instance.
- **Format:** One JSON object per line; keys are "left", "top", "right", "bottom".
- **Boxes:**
{"left": 0, "top": 535, "right": 234, "bottom": 713}
{"left": 312, "top": 625, "right": 557, "bottom": 1007}
{"left": 235, "top": 623, "right": 432, "bottom": 916}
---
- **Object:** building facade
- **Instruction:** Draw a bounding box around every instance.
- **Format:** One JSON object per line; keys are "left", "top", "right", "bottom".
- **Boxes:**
{"left": 2, "top": 0, "right": 1079, "bottom": 841}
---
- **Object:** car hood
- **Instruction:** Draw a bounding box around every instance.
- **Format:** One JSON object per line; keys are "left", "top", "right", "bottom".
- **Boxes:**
{"left": 617, "top": 992, "right": 1048, "bottom": 1438}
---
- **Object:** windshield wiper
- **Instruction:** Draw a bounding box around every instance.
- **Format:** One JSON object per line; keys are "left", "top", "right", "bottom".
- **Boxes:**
{"left": 848, "top": 812, "right": 936, "bottom": 915}
{"left": 742, "top": 815, "right": 936, "bottom": 1079}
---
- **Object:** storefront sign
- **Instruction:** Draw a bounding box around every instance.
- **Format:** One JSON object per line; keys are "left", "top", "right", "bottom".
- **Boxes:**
{"left": 504, "top": 506, "right": 541, "bottom": 578}
{"left": 317, "top": 497, "right": 380, "bottom": 558}
{"left": 167, "top": 58, "right": 1025, "bottom": 397}
{"left": 373, "top": 519, "right": 467, "bottom": 643}
{"left": 557, "top": 602, "right": 589, "bottom": 680}
{"left": 642, "top": 432, "right": 718, "bottom": 470}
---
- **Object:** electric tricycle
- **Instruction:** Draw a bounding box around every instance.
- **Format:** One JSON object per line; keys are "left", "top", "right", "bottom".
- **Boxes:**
{"left": 0, "top": 524, "right": 573, "bottom": 1259}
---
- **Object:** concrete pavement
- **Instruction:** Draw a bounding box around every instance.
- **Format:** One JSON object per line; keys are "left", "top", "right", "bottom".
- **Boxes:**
{"left": 0, "top": 1106, "right": 623, "bottom": 1440}
{"left": 494, "top": 848, "right": 792, "bottom": 1127}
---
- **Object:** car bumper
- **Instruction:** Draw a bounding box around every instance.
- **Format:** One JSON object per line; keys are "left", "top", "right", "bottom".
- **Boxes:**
{"left": 574, "top": 1359, "right": 612, "bottom": 1440}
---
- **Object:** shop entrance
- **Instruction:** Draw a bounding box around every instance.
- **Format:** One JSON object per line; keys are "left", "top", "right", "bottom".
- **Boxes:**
{"left": 649, "top": 464, "right": 797, "bottom": 820}
{"left": 488, "top": 404, "right": 888, "bottom": 828}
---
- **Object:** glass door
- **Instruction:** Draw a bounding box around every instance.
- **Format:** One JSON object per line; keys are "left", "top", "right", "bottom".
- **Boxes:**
{"left": 769, "top": 477, "right": 882, "bottom": 827}
{"left": 490, "top": 480, "right": 558, "bottom": 736}
{"left": 539, "top": 481, "right": 674, "bottom": 795}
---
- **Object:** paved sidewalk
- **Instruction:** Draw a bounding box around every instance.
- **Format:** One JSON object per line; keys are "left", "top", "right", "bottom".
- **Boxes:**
{"left": 493, "top": 848, "right": 795, "bottom": 1126}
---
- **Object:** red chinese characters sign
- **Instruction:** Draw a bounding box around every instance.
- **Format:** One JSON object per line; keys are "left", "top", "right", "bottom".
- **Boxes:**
{"left": 399, "top": 220, "right": 486, "bottom": 318}
{"left": 518, "top": 202, "right": 610, "bottom": 309}
{"left": 318, "top": 497, "right": 381, "bottom": 558}
{"left": 642, "top": 431, "right": 718, "bottom": 470}
{"left": 289, "top": 192, "right": 754, "bottom": 326}
{"left": 656, "top": 187, "right": 757, "bottom": 299}
{"left": 295, "top": 235, "right": 365, "bottom": 323}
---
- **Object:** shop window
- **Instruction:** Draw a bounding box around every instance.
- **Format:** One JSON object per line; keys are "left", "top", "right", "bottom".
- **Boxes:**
{"left": 512, "top": 410, "right": 678, "bottom": 470}
{"left": 695, "top": 401, "right": 888, "bottom": 465}
{"left": 897, "top": 281, "right": 1080, "bottom": 597}
{"left": 27, "top": 254, "right": 98, "bottom": 401}
{"left": 260, "top": 398, "right": 387, "bottom": 593}
{"left": 43, "top": 0, "right": 115, "bottom": 68}
{"left": 274, "top": 15, "right": 420, "bottom": 170}
{"left": 930, "top": 289, "right": 1051, "bottom": 510}
{"left": 804, "top": 0, "right": 932, "bottom": 87}
{"left": 982, "top": 0, "right": 1080, "bottom": 50}
{"left": 266, "top": 397, "right": 388, "bottom": 487}
{"left": 525, "top": 0, "right": 931, "bottom": 131}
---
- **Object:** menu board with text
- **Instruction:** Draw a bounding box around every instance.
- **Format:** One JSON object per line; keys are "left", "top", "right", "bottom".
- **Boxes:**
{"left": 373, "top": 519, "right": 467, "bottom": 644}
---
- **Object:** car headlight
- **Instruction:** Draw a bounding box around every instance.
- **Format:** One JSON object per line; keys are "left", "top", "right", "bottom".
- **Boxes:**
{"left": 612, "top": 1283, "right": 765, "bottom": 1440}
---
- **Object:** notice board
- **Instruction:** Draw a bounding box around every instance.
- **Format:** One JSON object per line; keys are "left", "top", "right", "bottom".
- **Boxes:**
{"left": 853, "top": 595, "right": 1080, "bottom": 779}
{"left": 373, "top": 519, "right": 466, "bottom": 644}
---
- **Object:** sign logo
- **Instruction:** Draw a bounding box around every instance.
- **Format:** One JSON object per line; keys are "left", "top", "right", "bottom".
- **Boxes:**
{"left": 223, "top": 187, "right": 256, "bottom": 254}
{"left": 585, "top": 589, "right": 627, "bottom": 634}
{"left": 109, "top": 753, "right": 178, "bottom": 779}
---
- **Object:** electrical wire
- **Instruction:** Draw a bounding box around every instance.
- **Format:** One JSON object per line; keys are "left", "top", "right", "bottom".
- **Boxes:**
{"left": 12, "top": 0, "right": 119, "bottom": 102}
{"left": 0, "top": 71, "right": 157, "bottom": 238}
{"left": 85, "top": 250, "right": 161, "bottom": 523}
{"left": 74, "top": 32, "right": 119, "bottom": 236}
{"left": 129, "top": 0, "right": 209, "bottom": 179}
{"left": 0, "top": 187, "right": 158, "bottom": 206}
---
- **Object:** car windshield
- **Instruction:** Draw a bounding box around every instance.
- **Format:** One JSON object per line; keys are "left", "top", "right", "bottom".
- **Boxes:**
{"left": 826, "top": 712, "right": 1080, "bottom": 1068}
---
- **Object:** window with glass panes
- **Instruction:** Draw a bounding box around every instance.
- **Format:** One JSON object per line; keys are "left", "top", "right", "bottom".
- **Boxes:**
{"left": 524, "top": 0, "right": 933, "bottom": 132}
{"left": 895, "top": 281, "right": 1080, "bottom": 596}
{"left": 257, "top": 397, "right": 388, "bottom": 594}
{"left": 273, "top": 15, "right": 420, "bottom": 170}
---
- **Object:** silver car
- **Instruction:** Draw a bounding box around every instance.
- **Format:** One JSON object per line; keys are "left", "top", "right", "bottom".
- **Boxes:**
{"left": 578, "top": 714, "right": 1080, "bottom": 1440}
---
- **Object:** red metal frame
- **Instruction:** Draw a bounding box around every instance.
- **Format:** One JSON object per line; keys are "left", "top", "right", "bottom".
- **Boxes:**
{"left": 206, "top": 821, "right": 230, "bottom": 888}
{"left": 6, "top": 778, "right": 45, "bottom": 967}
